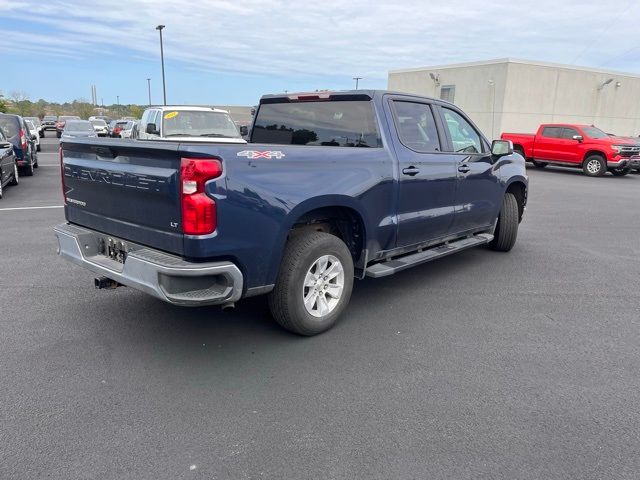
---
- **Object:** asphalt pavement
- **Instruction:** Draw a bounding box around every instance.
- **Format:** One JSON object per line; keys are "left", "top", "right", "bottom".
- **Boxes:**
{"left": 1, "top": 135, "right": 640, "bottom": 479}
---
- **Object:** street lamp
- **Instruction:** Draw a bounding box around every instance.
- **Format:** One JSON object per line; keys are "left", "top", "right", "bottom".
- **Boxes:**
{"left": 116, "top": 95, "right": 120, "bottom": 116}
{"left": 146, "top": 78, "right": 152, "bottom": 106}
{"left": 156, "top": 25, "right": 167, "bottom": 105}
{"left": 353, "top": 76, "right": 362, "bottom": 90}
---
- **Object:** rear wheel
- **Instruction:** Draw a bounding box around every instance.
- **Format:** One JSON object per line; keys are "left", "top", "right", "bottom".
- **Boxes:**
{"left": 490, "top": 193, "right": 519, "bottom": 252}
{"left": 532, "top": 160, "right": 547, "bottom": 168}
{"left": 514, "top": 146, "right": 525, "bottom": 159}
{"left": 583, "top": 155, "right": 606, "bottom": 176}
{"left": 269, "top": 231, "right": 354, "bottom": 336}
{"left": 36, "top": 143, "right": 41, "bottom": 152}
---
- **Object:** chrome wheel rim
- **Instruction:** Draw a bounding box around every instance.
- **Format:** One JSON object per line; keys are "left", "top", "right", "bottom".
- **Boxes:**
{"left": 14, "top": 164, "right": 18, "bottom": 184}
{"left": 302, "top": 254, "right": 345, "bottom": 318}
{"left": 587, "top": 159, "right": 601, "bottom": 174}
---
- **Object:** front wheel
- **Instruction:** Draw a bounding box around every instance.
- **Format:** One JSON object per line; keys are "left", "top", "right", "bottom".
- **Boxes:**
{"left": 583, "top": 155, "right": 606, "bottom": 176}
{"left": 490, "top": 193, "right": 519, "bottom": 252}
{"left": 269, "top": 231, "right": 354, "bottom": 336}
{"left": 22, "top": 162, "right": 34, "bottom": 177}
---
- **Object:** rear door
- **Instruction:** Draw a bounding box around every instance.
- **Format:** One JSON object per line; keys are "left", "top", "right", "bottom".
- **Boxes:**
{"left": 387, "top": 97, "right": 458, "bottom": 247}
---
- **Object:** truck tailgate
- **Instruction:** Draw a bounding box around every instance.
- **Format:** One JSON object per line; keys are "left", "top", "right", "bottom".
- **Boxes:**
{"left": 61, "top": 139, "right": 185, "bottom": 255}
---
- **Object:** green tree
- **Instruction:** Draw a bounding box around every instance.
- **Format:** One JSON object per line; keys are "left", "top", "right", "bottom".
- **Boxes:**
{"left": 71, "top": 99, "right": 96, "bottom": 119}
{"left": 129, "top": 105, "right": 143, "bottom": 119}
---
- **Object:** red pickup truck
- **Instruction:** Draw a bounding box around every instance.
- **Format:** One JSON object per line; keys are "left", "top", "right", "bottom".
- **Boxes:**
{"left": 502, "top": 124, "right": 640, "bottom": 176}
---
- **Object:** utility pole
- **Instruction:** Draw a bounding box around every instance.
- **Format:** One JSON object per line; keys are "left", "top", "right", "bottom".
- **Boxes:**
{"left": 353, "top": 77, "right": 362, "bottom": 90}
{"left": 146, "top": 78, "right": 152, "bottom": 106}
{"left": 116, "top": 95, "right": 120, "bottom": 117}
{"left": 156, "top": 25, "right": 167, "bottom": 105}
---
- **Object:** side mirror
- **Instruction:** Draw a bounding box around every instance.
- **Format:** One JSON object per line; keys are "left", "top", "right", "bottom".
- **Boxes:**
{"left": 491, "top": 139, "right": 513, "bottom": 157}
{"left": 146, "top": 123, "right": 159, "bottom": 135}
{"left": 239, "top": 125, "right": 249, "bottom": 136}
{"left": 572, "top": 135, "right": 583, "bottom": 142}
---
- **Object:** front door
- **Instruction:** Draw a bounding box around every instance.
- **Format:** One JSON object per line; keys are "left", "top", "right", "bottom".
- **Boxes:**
{"left": 389, "top": 99, "right": 458, "bottom": 248}
{"left": 438, "top": 106, "right": 503, "bottom": 233}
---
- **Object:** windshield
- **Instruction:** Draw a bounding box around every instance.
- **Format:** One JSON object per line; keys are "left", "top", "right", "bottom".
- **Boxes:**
{"left": 65, "top": 121, "right": 94, "bottom": 132}
{"left": 582, "top": 126, "right": 609, "bottom": 139}
{"left": 90, "top": 119, "right": 107, "bottom": 126}
{"left": 162, "top": 110, "right": 240, "bottom": 138}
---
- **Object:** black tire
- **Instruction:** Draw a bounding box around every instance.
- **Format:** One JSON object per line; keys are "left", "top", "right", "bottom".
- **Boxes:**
{"left": 532, "top": 160, "right": 547, "bottom": 168}
{"left": 489, "top": 193, "right": 519, "bottom": 252}
{"left": 56, "top": 132, "right": 61, "bottom": 138}
{"left": 36, "top": 144, "right": 41, "bottom": 152}
{"left": 514, "top": 146, "right": 525, "bottom": 159}
{"left": 268, "top": 231, "right": 354, "bottom": 336}
{"left": 611, "top": 167, "right": 631, "bottom": 176}
{"left": 9, "top": 164, "right": 18, "bottom": 186}
{"left": 22, "top": 162, "right": 34, "bottom": 177}
{"left": 582, "top": 155, "right": 606, "bottom": 177}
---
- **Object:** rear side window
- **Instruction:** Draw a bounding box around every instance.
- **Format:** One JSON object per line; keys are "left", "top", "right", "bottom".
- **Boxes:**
{"left": 542, "top": 127, "right": 563, "bottom": 138}
{"left": 561, "top": 127, "right": 579, "bottom": 139}
{"left": 392, "top": 101, "right": 441, "bottom": 152}
{"left": 251, "top": 100, "right": 381, "bottom": 147}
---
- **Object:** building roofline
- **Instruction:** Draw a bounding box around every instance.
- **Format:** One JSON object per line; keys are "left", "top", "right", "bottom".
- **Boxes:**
{"left": 388, "top": 58, "right": 640, "bottom": 79}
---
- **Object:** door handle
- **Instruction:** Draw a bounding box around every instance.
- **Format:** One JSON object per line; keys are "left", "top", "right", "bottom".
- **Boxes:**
{"left": 402, "top": 166, "right": 420, "bottom": 176}
{"left": 458, "top": 164, "right": 471, "bottom": 173}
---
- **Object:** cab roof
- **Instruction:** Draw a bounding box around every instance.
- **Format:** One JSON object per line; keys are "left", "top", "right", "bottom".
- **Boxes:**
{"left": 147, "top": 105, "right": 229, "bottom": 114}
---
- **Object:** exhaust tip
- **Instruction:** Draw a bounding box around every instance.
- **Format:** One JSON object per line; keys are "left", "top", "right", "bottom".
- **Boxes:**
{"left": 221, "top": 302, "right": 235, "bottom": 312}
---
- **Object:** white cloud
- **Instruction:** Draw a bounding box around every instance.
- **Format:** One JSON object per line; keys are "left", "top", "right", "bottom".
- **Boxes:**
{"left": 2, "top": 0, "right": 640, "bottom": 80}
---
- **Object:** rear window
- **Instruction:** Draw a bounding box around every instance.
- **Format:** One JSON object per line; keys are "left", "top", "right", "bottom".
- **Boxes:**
{"left": 43, "top": 116, "right": 57, "bottom": 121}
{"left": 0, "top": 116, "right": 20, "bottom": 139}
{"left": 65, "top": 121, "right": 94, "bottom": 132}
{"left": 541, "top": 126, "right": 563, "bottom": 138}
{"left": 251, "top": 100, "right": 381, "bottom": 147}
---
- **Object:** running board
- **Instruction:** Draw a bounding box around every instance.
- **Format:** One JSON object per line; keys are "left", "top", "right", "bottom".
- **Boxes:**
{"left": 365, "top": 233, "right": 493, "bottom": 278}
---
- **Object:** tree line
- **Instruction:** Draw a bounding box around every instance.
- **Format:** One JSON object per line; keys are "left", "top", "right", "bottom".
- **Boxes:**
{"left": 0, "top": 91, "right": 144, "bottom": 119}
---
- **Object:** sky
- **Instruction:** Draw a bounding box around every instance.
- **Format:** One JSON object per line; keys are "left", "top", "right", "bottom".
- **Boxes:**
{"left": 1, "top": 0, "right": 639, "bottom": 106}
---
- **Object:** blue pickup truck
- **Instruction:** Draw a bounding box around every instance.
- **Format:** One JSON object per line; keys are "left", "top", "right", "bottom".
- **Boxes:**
{"left": 55, "top": 90, "right": 528, "bottom": 335}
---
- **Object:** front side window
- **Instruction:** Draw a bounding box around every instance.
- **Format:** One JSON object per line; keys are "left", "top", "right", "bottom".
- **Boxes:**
{"left": 392, "top": 101, "right": 440, "bottom": 153}
{"left": 442, "top": 108, "right": 483, "bottom": 153}
{"left": 561, "top": 127, "right": 580, "bottom": 139}
{"left": 251, "top": 100, "right": 381, "bottom": 147}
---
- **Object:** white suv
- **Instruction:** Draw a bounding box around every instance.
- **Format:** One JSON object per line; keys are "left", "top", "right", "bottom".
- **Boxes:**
{"left": 137, "top": 106, "right": 246, "bottom": 144}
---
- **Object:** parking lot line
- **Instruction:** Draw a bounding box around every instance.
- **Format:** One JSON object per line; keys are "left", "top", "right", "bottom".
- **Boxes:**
{"left": 0, "top": 205, "right": 63, "bottom": 211}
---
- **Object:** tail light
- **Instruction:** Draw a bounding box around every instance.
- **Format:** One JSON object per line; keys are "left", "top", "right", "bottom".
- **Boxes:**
{"left": 180, "top": 158, "right": 222, "bottom": 235}
{"left": 19, "top": 130, "right": 27, "bottom": 150}
{"left": 59, "top": 147, "right": 66, "bottom": 204}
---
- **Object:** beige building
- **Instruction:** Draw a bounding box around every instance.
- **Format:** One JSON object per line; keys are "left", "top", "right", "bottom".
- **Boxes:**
{"left": 388, "top": 58, "right": 640, "bottom": 139}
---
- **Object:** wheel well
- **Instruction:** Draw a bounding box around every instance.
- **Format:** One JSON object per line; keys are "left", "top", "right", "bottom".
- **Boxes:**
{"left": 506, "top": 182, "right": 527, "bottom": 221}
{"left": 583, "top": 150, "right": 605, "bottom": 163}
{"left": 290, "top": 206, "right": 365, "bottom": 263}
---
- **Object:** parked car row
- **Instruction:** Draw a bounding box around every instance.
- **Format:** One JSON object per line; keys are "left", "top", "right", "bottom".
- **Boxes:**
{"left": 0, "top": 113, "right": 40, "bottom": 198}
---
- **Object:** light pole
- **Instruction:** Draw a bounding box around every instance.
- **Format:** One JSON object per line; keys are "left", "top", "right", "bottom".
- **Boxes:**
{"left": 156, "top": 25, "right": 167, "bottom": 105}
{"left": 353, "top": 76, "right": 362, "bottom": 90}
{"left": 488, "top": 80, "right": 496, "bottom": 139}
{"left": 116, "top": 95, "right": 120, "bottom": 117}
{"left": 146, "top": 78, "right": 152, "bottom": 106}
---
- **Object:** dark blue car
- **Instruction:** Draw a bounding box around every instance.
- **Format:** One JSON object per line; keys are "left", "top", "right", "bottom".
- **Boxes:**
{"left": 55, "top": 90, "right": 528, "bottom": 336}
{"left": 0, "top": 113, "right": 38, "bottom": 176}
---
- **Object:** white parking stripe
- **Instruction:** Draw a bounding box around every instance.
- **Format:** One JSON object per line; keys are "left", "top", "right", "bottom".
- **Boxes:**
{"left": 0, "top": 205, "right": 64, "bottom": 211}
